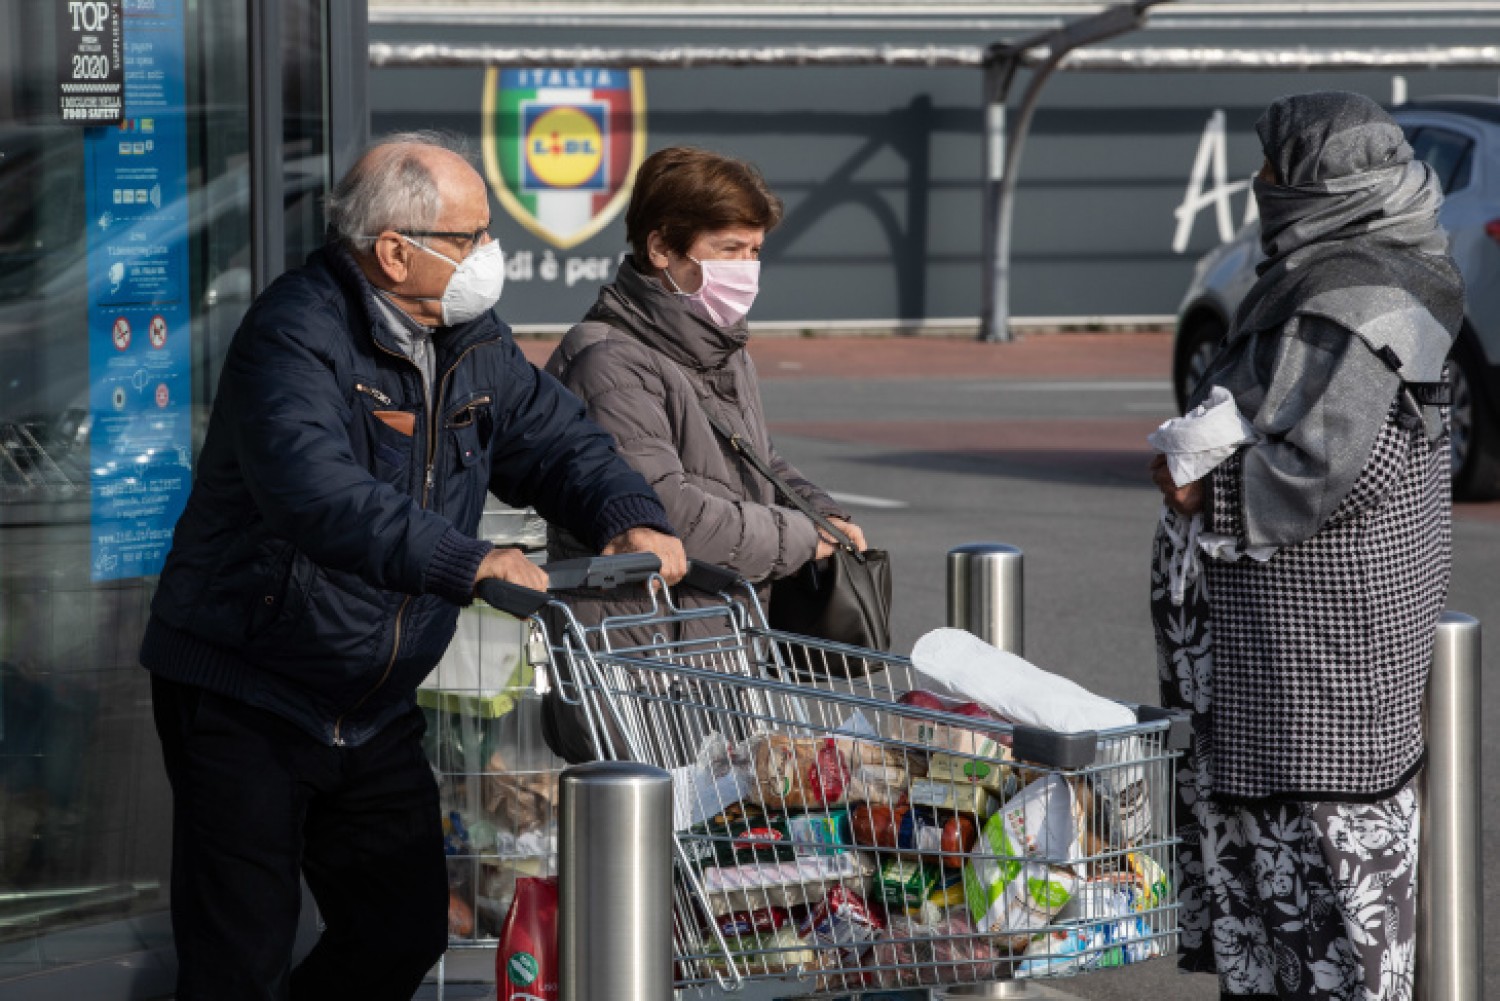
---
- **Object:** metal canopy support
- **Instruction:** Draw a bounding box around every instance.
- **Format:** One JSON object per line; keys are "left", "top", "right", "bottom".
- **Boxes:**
{"left": 980, "top": 0, "right": 1172, "bottom": 342}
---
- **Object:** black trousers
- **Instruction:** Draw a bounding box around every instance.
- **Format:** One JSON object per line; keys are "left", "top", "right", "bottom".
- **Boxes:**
{"left": 152, "top": 676, "right": 448, "bottom": 1001}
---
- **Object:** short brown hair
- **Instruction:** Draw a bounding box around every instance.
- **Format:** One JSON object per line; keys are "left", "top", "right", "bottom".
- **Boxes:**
{"left": 625, "top": 147, "right": 783, "bottom": 263}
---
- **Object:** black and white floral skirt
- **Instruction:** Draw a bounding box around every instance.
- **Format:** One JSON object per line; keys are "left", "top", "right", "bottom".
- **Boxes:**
{"left": 1150, "top": 523, "right": 1420, "bottom": 1000}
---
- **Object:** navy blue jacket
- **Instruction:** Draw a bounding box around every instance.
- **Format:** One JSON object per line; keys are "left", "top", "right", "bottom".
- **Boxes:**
{"left": 140, "top": 246, "right": 669, "bottom": 745}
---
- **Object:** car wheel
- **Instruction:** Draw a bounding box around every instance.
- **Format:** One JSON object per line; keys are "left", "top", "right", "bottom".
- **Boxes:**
{"left": 1173, "top": 314, "right": 1227, "bottom": 413}
{"left": 1448, "top": 334, "right": 1500, "bottom": 500}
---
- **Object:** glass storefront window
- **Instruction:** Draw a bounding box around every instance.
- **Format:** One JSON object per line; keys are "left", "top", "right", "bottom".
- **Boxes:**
{"left": 0, "top": 0, "right": 251, "bottom": 981}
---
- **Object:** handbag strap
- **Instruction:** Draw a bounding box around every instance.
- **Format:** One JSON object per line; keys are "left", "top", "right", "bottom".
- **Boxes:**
{"left": 698, "top": 406, "right": 866, "bottom": 563}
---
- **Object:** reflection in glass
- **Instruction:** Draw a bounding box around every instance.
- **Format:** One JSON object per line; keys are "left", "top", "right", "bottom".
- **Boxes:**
{"left": 0, "top": 0, "right": 249, "bottom": 978}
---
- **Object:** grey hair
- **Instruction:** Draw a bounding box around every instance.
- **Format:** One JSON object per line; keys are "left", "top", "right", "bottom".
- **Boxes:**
{"left": 325, "top": 131, "right": 477, "bottom": 253}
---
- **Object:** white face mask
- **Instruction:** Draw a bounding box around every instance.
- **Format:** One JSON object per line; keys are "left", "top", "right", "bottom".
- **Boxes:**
{"left": 665, "top": 255, "right": 760, "bottom": 327}
{"left": 403, "top": 236, "right": 506, "bottom": 326}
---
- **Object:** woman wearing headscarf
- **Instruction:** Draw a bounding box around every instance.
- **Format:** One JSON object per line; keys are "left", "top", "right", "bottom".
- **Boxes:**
{"left": 1149, "top": 92, "right": 1463, "bottom": 999}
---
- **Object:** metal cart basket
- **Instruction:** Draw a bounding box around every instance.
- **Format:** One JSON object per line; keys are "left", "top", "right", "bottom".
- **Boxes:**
{"left": 480, "top": 557, "right": 1189, "bottom": 997}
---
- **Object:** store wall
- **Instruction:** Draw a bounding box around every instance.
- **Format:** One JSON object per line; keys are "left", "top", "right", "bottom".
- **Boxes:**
{"left": 369, "top": 18, "right": 1500, "bottom": 327}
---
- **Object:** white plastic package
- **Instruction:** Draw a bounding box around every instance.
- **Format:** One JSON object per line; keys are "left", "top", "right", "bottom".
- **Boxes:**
{"left": 909, "top": 629, "right": 1135, "bottom": 734}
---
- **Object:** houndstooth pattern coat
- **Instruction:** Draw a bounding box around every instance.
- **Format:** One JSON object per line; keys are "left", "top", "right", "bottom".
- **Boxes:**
{"left": 1200, "top": 398, "right": 1451, "bottom": 802}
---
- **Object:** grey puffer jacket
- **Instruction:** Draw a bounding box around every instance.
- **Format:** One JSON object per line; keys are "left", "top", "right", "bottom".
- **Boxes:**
{"left": 545, "top": 257, "right": 845, "bottom": 628}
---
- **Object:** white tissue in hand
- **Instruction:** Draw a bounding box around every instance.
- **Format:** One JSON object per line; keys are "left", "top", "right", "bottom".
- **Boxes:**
{"left": 909, "top": 629, "right": 1134, "bottom": 734}
{"left": 1147, "top": 385, "right": 1257, "bottom": 486}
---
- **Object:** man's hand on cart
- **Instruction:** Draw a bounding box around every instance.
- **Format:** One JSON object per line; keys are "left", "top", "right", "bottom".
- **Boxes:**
{"left": 473, "top": 545, "right": 550, "bottom": 593}
{"left": 603, "top": 527, "right": 687, "bottom": 585}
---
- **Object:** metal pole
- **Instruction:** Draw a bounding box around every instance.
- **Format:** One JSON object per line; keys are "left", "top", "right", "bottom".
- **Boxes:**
{"left": 980, "top": 0, "right": 1170, "bottom": 342}
{"left": 1418, "top": 611, "right": 1483, "bottom": 1001}
{"left": 559, "top": 762, "right": 673, "bottom": 1001}
{"left": 946, "top": 543, "right": 1024, "bottom": 654}
{"left": 979, "top": 48, "right": 1018, "bottom": 343}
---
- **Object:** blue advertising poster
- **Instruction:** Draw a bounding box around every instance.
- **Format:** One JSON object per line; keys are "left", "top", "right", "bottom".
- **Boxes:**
{"left": 83, "top": 0, "right": 191, "bottom": 581}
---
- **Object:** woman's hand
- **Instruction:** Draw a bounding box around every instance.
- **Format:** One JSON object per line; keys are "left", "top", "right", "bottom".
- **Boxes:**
{"left": 1150, "top": 454, "right": 1205, "bottom": 517}
{"left": 815, "top": 516, "right": 868, "bottom": 559}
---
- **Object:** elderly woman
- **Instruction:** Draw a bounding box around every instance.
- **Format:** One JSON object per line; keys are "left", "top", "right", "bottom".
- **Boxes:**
{"left": 541, "top": 146, "right": 870, "bottom": 760}
{"left": 1150, "top": 92, "right": 1463, "bottom": 1000}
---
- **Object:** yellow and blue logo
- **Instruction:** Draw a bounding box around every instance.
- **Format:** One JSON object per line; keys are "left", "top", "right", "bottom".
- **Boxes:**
{"left": 521, "top": 103, "right": 607, "bottom": 193}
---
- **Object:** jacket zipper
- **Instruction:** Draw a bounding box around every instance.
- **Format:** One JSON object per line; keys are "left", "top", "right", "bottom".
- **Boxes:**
{"left": 332, "top": 339, "right": 488, "bottom": 745}
{"left": 355, "top": 381, "right": 393, "bottom": 406}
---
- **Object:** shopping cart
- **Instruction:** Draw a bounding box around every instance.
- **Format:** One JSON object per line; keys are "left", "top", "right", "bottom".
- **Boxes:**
{"left": 477, "top": 556, "right": 1189, "bottom": 997}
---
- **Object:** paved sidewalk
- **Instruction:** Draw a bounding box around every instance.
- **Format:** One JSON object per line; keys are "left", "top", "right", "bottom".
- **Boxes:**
{"left": 516, "top": 331, "right": 1175, "bottom": 382}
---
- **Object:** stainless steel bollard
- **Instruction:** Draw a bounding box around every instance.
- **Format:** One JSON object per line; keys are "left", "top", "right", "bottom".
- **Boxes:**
{"left": 1418, "top": 612, "right": 1483, "bottom": 1001}
{"left": 947, "top": 543, "right": 1024, "bottom": 654}
{"left": 559, "top": 761, "right": 673, "bottom": 1001}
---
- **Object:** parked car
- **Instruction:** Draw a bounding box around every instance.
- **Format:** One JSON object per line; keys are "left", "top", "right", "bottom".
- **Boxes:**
{"left": 1174, "top": 97, "right": 1500, "bottom": 499}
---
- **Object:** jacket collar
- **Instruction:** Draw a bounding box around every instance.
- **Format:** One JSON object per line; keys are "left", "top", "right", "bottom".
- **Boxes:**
{"left": 585, "top": 256, "right": 749, "bottom": 371}
{"left": 316, "top": 243, "right": 508, "bottom": 362}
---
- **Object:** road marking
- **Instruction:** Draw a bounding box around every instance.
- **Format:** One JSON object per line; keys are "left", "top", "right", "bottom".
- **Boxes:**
{"left": 961, "top": 380, "right": 1172, "bottom": 392}
{"left": 828, "top": 491, "right": 910, "bottom": 510}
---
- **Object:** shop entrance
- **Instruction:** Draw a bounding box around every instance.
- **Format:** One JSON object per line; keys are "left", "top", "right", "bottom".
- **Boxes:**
{"left": 0, "top": 3, "right": 366, "bottom": 995}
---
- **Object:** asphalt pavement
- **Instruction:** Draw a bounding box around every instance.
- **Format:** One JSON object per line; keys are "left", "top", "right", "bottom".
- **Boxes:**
{"left": 507, "top": 331, "right": 1500, "bottom": 1001}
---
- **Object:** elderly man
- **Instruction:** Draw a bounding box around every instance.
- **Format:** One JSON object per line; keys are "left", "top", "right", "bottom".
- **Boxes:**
{"left": 140, "top": 134, "right": 685, "bottom": 1000}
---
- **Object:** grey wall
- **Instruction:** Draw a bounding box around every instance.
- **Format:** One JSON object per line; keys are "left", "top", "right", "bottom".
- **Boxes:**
{"left": 369, "top": 21, "right": 1500, "bottom": 327}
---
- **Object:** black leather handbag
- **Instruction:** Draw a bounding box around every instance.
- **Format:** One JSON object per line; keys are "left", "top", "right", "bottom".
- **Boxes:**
{"left": 700, "top": 409, "right": 893, "bottom": 673}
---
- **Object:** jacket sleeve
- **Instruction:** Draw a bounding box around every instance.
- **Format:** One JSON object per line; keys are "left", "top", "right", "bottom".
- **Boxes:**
{"left": 1207, "top": 315, "right": 1402, "bottom": 548}
{"left": 485, "top": 336, "right": 673, "bottom": 551}
{"left": 559, "top": 344, "right": 819, "bottom": 582}
{"left": 768, "top": 447, "right": 848, "bottom": 521}
{"left": 220, "top": 312, "right": 491, "bottom": 605}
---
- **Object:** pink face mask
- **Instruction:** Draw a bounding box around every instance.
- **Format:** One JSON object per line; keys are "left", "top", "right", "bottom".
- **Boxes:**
{"left": 667, "top": 255, "right": 761, "bottom": 327}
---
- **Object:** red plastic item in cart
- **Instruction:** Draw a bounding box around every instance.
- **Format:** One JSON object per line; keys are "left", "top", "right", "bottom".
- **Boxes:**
{"left": 497, "top": 877, "right": 559, "bottom": 1000}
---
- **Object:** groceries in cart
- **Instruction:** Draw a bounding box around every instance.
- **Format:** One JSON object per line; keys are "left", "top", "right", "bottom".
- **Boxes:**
{"left": 470, "top": 555, "right": 1187, "bottom": 993}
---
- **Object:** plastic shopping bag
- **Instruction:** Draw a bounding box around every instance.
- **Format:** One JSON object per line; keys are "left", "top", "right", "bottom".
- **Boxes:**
{"left": 497, "top": 876, "right": 559, "bottom": 1000}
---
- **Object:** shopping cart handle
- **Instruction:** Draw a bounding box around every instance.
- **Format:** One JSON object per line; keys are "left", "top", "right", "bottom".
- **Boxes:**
{"left": 545, "top": 553, "right": 661, "bottom": 590}
{"left": 475, "top": 578, "right": 551, "bottom": 618}
{"left": 680, "top": 559, "right": 742, "bottom": 595}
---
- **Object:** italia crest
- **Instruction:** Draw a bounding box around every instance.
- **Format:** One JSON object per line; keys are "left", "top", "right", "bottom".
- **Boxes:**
{"left": 482, "top": 67, "right": 646, "bottom": 250}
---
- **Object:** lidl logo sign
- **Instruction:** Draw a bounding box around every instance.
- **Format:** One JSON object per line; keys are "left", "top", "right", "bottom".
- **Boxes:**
{"left": 522, "top": 104, "right": 607, "bottom": 192}
{"left": 485, "top": 67, "right": 645, "bottom": 250}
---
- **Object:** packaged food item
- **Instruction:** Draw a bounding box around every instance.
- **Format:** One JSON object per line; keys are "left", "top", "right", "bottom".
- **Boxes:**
{"left": 713, "top": 906, "right": 791, "bottom": 939}
{"left": 865, "top": 917, "right": 942, "bottom": 989}
{"left": 908, "top": 777, "right": 1000, "bottom": 819}
{"left": 800, "top": 885, "right": 885, "bottom": 974}
{"left": 897, "top": 689, "right": 1009, "bottom": 758}
{"left": 686, "top": 801, "right": 795, "bottom": 867}
{"left": 670, "top": 732, "right": 756, "bottom": 831}
{"left": 1014, "top": 906, "right": 1164, "bottom": 978}
{"left": 447, "top": 890, "right": 475, "bottom": 937}
{"left": 846, "top": 761, "right": 912, "bottom": 804}
{"left": 782, "top": 808, "right": 851, "bottom": 857}
{"left": 497, "top": 876, "right": 559, "bottom": 1001}
{"left": 962, "top": 775, "right": 1083, "bottom": 945}
{"left": 850, "top": 802, "right": 977, "bottom": 869}
{"left": 751, "top": 735, "right": 852, "bottom": 810}
{"left": 1061, "top": 852, "right": 1170, "bottom": 923}
{"left": 928, "top": 873, "right": 968, "bottom": 910}
{"left": 1085, "top": 751, "right": 1153, "bottom": 848}
{"left": 925, "top": 750, "right": 1013, "bottom": 799}
{"left": 705, "top": 915, "right": 817, "bottom": 976}
{"left": 701, "top": 854, "right": 871, "bottom": 915}
{"left": 927, "top": 912, "right": 1000, "bottom": 984}
{"left": 874, "top": 859, "right": 942, "bottom": 913}
{"left": 484, "top": 748, "right": 556, "bottom": 837}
